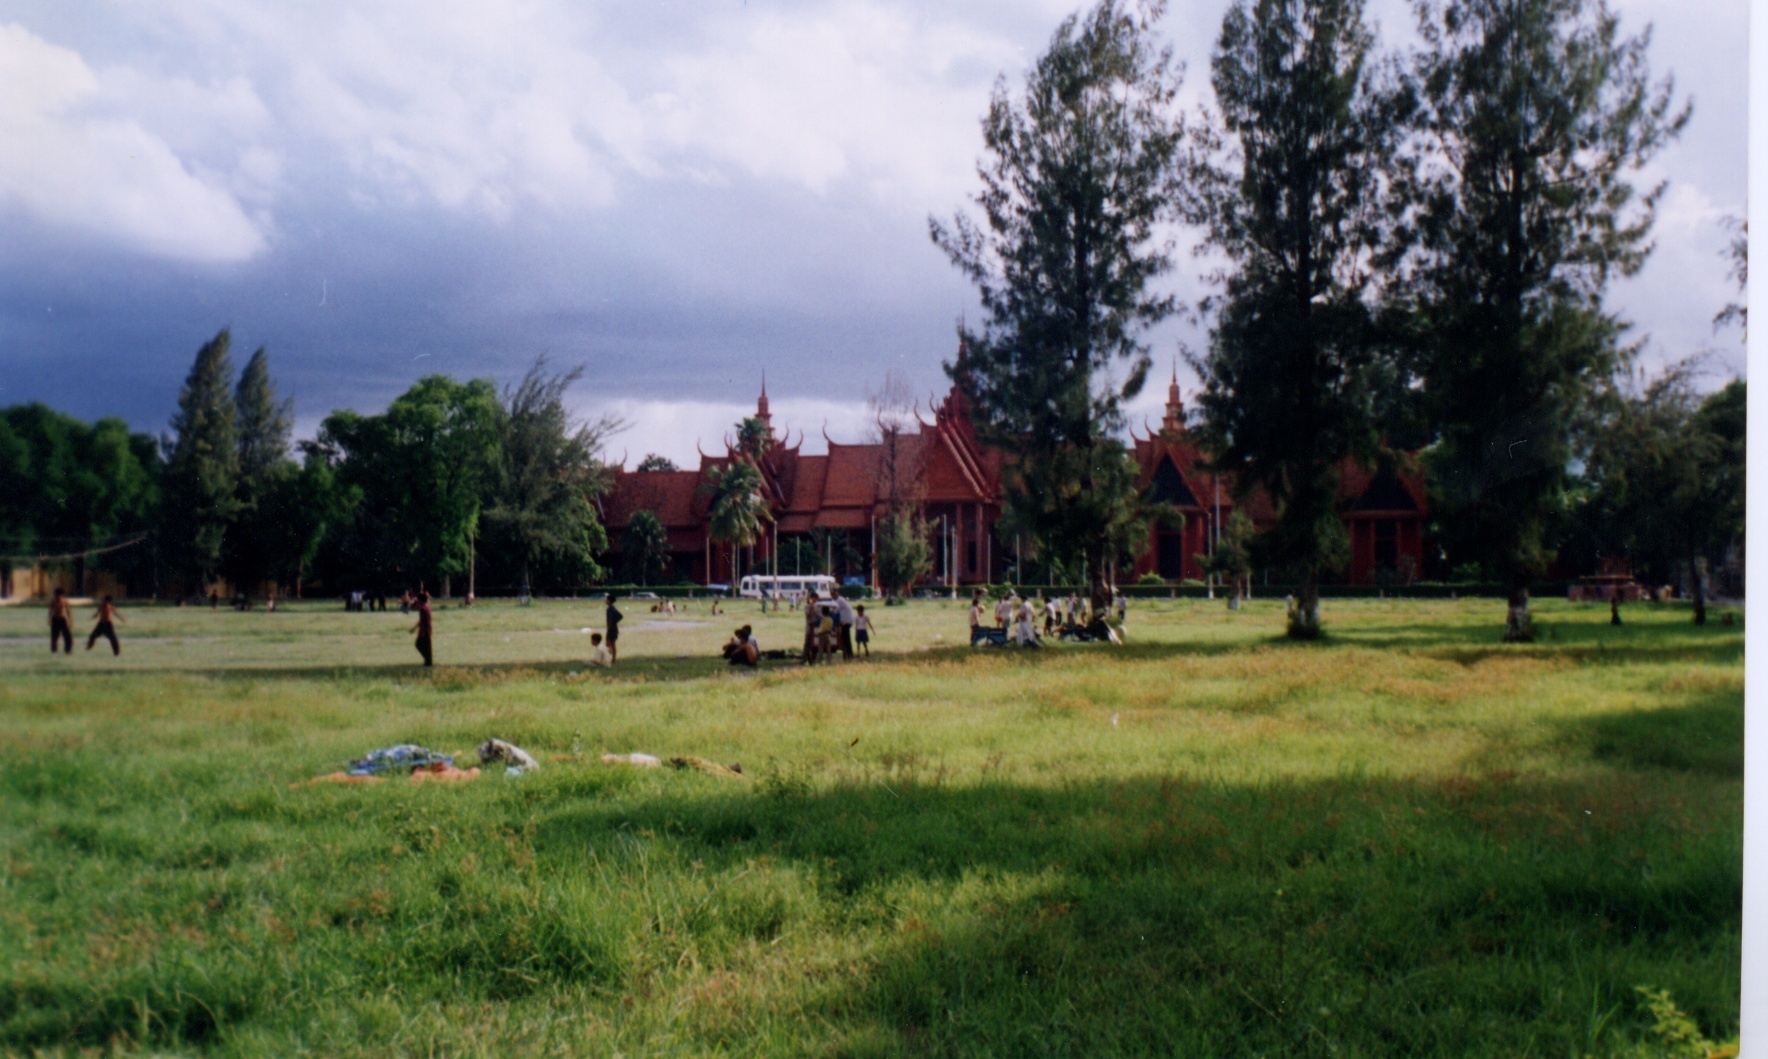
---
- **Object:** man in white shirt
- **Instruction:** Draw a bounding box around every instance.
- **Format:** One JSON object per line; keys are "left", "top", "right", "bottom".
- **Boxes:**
{"left": 835, "top": 593, "right": 857, "bottom": 661}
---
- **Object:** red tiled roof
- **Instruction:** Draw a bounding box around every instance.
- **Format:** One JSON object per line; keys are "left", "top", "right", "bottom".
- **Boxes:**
{"left": 604, "top": 470, "right": 703, "bottom": 528}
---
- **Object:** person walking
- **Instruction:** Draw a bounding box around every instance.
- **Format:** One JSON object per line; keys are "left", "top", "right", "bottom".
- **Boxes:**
{"left": 604, "top": 593, "right": 624, "bottom": 663}
{"left": 48, "top": 587, "right": 74, "bottom": 653}
{"left": 409, "top": 590, "right": 433, "bottom": 667}
{"left": 85, "top": 594, "right": 124, "bottom": 656}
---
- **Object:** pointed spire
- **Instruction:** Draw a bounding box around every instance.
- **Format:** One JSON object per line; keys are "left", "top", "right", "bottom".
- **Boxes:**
{"left": 756, "top": 371, "right": 773, "bottom": 430}
{"left": 1162, "top": 358, "right": 1185, "bottom": 435}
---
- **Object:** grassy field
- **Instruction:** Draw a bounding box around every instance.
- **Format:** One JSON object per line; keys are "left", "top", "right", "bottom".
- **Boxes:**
{"left": 0, "top": 595, "right": 1743, "bottom": 1056}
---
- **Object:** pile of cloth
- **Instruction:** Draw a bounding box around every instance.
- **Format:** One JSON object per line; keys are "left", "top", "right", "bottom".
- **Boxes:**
{"left": 347, "top": 744, "right": 454, "bottom": 776}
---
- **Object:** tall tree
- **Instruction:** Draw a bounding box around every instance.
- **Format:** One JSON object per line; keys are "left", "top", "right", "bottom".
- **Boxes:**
{"left": 735, "top": 417, "right": 772, "bottom": 462}
{"left": 702, "top": 458, "right": 768, "bottom": 583}
{"left": 319, "top": 375, "right": 502, "bottom": 594}
{"left": 481, "top": 359, "right": 616, "bottom": 594}
{"left": 868, "top": 370, "right": 931, "bottom": 596}
{"left": 162, "top": 329, "right": 239, "bottom": 588}
{"left": 875, "top": 511, "right": 934, "bottom": 600}
{"left": 932, "top": 0, "right": 1187, "bottom": 613}
{"left": 224, "top": 347, "right": 296, "bottom": 594}
{"left": 621, "top": 510, "right": 671, "bottom": 586}
{"left": 234, "top": 348, "right": 292, "bottom": 485}
{"left": 1407, "top": 0, "right": 1686, "bottom": 640}
{"left": 1189, "top": 0, "right": 1399, "bottom": 638}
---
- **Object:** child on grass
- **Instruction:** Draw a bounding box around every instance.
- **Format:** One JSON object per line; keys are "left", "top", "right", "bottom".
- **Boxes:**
{"left": 855, "top": 604, "right": 875, "bottom": 658}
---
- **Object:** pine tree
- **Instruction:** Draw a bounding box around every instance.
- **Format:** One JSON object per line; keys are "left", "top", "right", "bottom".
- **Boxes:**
{"left": 224, "top": 347, "right": 296, "bottom": 595}
{"left": 1407, "top": 0, "right": 1686, "bottom": 640}
{"left": 1189, "top": 0, "right": 1400, "bottom": 638}
{"left": 932, "top": 0, "right": 1187, "bottom": 613}
{"left": 234, "top": 348, "right": 292, "bottom": 485}
{"left": 163, "top": 329, "right": 239, "bottom": 588}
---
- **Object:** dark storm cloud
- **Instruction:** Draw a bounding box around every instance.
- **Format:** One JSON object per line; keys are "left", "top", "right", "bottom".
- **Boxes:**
{"left": 0, "top": 0, "right": 1745, "bottom": 464}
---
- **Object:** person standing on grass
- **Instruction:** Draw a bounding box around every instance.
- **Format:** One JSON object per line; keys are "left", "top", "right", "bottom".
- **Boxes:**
{"left": 835, "top": 592, "right": 857, "bottom": 661}
{"left": 854, "top": 604, "right": 875, "bottom": 659}
{"left": 409, "top": 590, "right": 433, "bottom": 667}
{"left": 49, "top": 587, "right": 74, "bottom": 654}
{"left": 802, "top": 590, "right": 821, "bottom": 664}
{"left": 85, "top": 594, "right": 124, "bottom": 655}
{"left": 604, "top": 593, "right": 624, "bottom": 663}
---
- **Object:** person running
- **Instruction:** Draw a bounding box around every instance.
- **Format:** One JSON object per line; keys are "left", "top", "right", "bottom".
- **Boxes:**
{"left": 604, "top": 593, "right": 624, "bottom": 663}
{"left": 854, "top": 604, "right": 875, "bottom": 659}
{"left": 48, "top": 587, "right": 74, "bottom": 654}
{"left": 409, "top": 590, "right": 433, "bottom": 667}
{"left": 86, "top": 594, "right": 124, "bottom": 655}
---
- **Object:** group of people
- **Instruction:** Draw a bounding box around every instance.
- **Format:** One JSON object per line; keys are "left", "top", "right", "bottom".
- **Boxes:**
{"left": 45, "top": 587, "right": 125, "bottom": 656}
{"left": 801, "top": 589, "right": 875, "bottom": 665}
{"left": 968, "top": 588, "right": 1126, "bottom": 647}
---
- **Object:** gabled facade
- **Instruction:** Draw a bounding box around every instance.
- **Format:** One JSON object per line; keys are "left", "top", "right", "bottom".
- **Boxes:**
{"left": 601, "top": 365, "right": 1429, "bottom": 588}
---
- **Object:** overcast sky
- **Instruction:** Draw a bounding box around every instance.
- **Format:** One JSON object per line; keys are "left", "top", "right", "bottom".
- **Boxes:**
{"left": 0, "top": 0, "right": 1748, "bottom": 466}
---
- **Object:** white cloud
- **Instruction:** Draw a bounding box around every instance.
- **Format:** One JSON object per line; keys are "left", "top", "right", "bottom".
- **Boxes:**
{"left": 0, "top": 22, "right": 267, "bottom": 262}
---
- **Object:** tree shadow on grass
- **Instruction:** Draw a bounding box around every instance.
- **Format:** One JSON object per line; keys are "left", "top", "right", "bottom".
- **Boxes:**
{"left": 1561, "top": 693, "right": 1744, "bottom": 779}
{"left": 526, "top": 768, "right": 1742, "bottom": 1057}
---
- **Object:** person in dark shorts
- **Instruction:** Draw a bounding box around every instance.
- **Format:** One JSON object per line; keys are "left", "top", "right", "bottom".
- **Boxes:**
{"left": 605, "top": 593, "right": 623, "bottom": 663}
{"left": 854, "top": 604, "right": 875, "bottom": 659}
{"left": 86, "top": 594, "right": 124, "bottom": 655}
{"left": 409, "top": 590, "right": 433, "bottom": 666}
{"left": 49, "top": 587, "right": 74, "bottom": 653}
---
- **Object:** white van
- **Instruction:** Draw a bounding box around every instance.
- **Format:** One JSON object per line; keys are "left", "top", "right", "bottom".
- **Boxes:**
{"left": 738, "top": 574, "right": 839, "bottom": 601}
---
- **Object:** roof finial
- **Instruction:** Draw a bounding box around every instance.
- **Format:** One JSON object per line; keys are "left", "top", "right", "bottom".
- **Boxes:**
{"left": 757, "top": 371, "right": 772, "bottom": 424}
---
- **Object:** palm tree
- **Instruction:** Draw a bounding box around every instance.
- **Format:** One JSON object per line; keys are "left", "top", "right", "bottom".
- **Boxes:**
{"left": 703, "top": 460, "right": 769, "bottom": 582}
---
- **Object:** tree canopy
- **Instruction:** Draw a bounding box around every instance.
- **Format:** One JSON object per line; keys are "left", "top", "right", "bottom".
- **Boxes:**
{"left": 1189, "top": 0, "right": 1399, "bottom": 637}
{"left": 1405, "top": 0, "right": 1686, "bottom": 639}
{"left": 932, "top": 0, "right": 1188, "bottom": 609}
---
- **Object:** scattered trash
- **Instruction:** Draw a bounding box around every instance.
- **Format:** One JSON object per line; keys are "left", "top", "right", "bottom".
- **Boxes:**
{"left": 505, "top": 765, "right": 530, "bottom": 779}
{"left": 347, "top": 744, "right": 452, "bottom": 777}
{"left": 669, "top": 756, "right": 747, "bottom": 780}
{"left": 601, "top": 752, "right": 662, "bottom": 767}
{"left": 1111, "top": 713, "right": 1120, "bottom": 727}
{"left": 477, "top": 738, "right": 539, "bottom": 771}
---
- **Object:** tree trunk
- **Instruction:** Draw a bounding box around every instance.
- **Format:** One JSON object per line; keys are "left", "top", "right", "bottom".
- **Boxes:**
{"left": 1287, "top": 571, "right": 1321, "bottom": 639}
{"left": 1503, "top": 580, "right": 1533, "bottom": 643}
{"left": 1689, "top": 555, "right": 1707, "bottom": 626}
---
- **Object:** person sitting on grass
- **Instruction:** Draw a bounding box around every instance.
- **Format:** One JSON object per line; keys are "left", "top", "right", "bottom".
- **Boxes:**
{"left": 723, "top": 625, "right": 760, "bottom": 667}
{"left": 588, "top": 632, "right": 612, "bottom": 667}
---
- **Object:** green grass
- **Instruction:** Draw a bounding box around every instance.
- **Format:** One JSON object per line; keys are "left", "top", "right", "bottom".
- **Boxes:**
{"left": 0, "top": 596, "right": 1742, "bottom": 1056}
